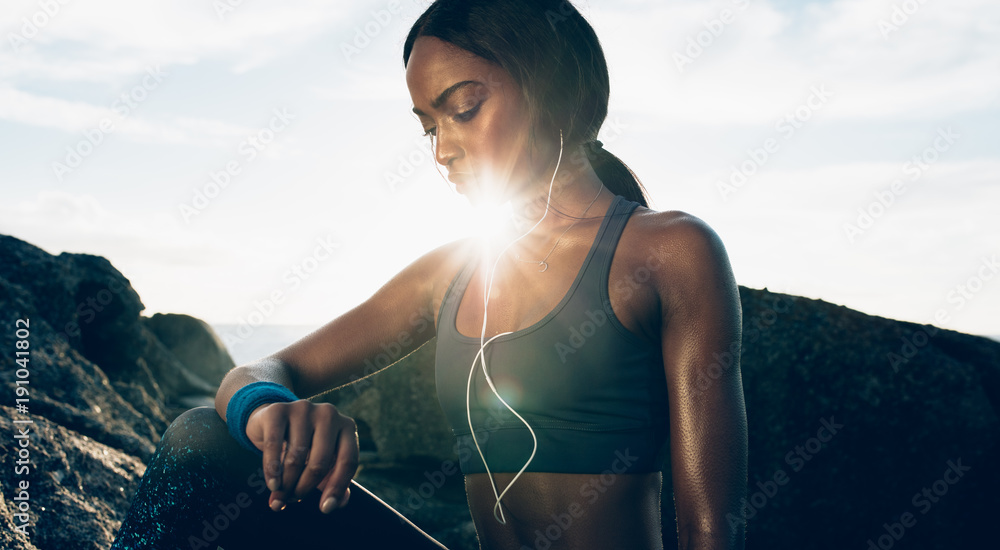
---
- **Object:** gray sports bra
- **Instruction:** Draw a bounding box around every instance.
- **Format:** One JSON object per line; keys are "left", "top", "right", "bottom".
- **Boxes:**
{"left": 434, "top": 194, "right": 669, "bottom": 475}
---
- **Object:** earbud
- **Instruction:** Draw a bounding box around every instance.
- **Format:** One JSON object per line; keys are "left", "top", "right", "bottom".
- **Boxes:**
{"left": 466, "top": 130, "right": 565, "bottom": 525}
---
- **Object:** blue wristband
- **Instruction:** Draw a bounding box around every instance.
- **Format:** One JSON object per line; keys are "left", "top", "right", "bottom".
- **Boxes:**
{"left": 225, "top": 381, "right": 299, "bottom": 456}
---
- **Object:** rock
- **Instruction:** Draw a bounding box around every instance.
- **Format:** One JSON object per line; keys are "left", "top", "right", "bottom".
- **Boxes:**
{"left": 674, "top": 288, "right": 997, "bottom": 550}
{"left": 0, "top": 405, "right": 147, "bottom": 550}
{"left": 0, "top": 234, "right": 234, "bottom": 548}
{"left": 0, "top": 276, "right": 163, "bottom": 460}
{"left": 1, "top": 490, "right": 41, "bottom": 550}
{"left": 0, "top": 236, "right": 218, "bottom": 407}
{"left": 143, "top": 313, "right": 235, "bottom": 386}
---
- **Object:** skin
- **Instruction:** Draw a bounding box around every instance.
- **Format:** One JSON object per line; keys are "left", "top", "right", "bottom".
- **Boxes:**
{"left": 215, "top": 35, "right": 747, "bottom": 550}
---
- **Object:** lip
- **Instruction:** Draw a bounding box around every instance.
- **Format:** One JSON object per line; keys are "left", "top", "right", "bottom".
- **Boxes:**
{"left": 448, "top": 172, "right": 471, "bottom": 185}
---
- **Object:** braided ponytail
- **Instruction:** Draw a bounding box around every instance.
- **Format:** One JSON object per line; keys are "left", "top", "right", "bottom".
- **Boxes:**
{"left": 583, "top": 140, "right": 650, "bottom": 208}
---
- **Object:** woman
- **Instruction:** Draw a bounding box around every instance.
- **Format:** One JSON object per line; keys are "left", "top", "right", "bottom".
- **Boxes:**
{"left": 111, "top": 1, "right": 747, "bottom": 549}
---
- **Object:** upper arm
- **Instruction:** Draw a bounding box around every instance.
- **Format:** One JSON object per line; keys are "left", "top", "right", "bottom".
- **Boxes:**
{"left": 651, "top": 212, "right": 748, "bottom": 548}
{"left": 270, "top": 237, "right": 474, "bottom": 398}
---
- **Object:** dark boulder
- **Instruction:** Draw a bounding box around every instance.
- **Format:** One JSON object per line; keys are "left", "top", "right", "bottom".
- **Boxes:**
{"left": 0, "top": 235, "right": 217, "bottom": 413}
{"left": 0, "top": 405, "right": 146, "bottom": 550}
{"left": 0, "top": 234, "right": 230, "bottom": 548}
{"left": 143, "top": 313, "right": 235, "bottom": 387}
{"left": 687, "top": 289, "right": 999, "bottom": 550}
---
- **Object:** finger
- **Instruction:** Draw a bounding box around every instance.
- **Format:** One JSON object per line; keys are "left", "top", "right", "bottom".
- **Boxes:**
{"left": 319, "top": 421, "right": 359, "bottom": 513}
{"left": 279, "top": 401, "right": 313, "bottom": 501}
{"left": 316, "top": 467, "right": 334, "bottom": 493}
{"left": 269, "top": 490, "right": 288, "bottom": 512}
{"left": 269, "top": 442, "right": 294, "bottom": 511}
{"left": 256, "top": 405, "right": 288, "bottom": 498}
{"left": 293, "top": 413, "right": 337, "bottom": 500}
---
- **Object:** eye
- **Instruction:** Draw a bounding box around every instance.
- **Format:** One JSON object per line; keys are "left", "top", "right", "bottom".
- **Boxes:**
{"left": 454, "top": 102, "right": 482, "bottom": 123}
{"left": 418, "top": 100, "right": 482, "bottom": 137}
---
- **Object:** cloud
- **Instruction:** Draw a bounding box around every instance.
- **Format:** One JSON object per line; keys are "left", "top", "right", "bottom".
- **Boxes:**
{"left": 594, "top": 0, "right": 1000, "bottom": 125}
{"left": 700, "top": 158, "right": 1000, "bottom": 333}
{"left": 1, "top": 0, "right": 996, "bottom": 334}
{"left": 0, "top": 190, "right": 234, "bottom": 267}
{"left": 3, "top": 0, "right": 351, "bottom": 78}
{"left": 0, "top": 84, "right": 257, "bottom": 147}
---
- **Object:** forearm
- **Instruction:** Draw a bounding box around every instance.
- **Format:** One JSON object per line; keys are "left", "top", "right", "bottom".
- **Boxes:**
{"left": 673, "top": 389, "right": 749, "bottom": 550}
{"left": 215, "top": 356, "right": 296, "bottom": 421}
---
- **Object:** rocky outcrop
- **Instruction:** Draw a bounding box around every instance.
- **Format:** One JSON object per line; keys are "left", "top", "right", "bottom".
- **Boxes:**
{"left": 0, "top": 235, "right": 231, "bottom": 549}
{"left": 143, "top": 313, "right": 235, "bottom": 388}
{"left": 1, "top": 232, "right": 997, "bottom": 550}
{"left": 0, "top": 405, "right": 146, "bottom": 550}
{"left": 709, "top": 290, "right": 998, "bottom": 549}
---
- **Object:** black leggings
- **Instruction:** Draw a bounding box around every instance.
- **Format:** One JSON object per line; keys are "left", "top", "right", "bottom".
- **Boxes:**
{"left": 110, "top": 406, "right": 450, "bottom": 550}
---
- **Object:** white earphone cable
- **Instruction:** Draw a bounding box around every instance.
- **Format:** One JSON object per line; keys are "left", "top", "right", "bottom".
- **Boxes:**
{"left": 465, "top": 130, "right": 565, "bottom": 525}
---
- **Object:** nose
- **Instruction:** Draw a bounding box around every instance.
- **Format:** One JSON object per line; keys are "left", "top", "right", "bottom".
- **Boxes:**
{"left": 433, "top": 127, "right": 462, "bottom": 169}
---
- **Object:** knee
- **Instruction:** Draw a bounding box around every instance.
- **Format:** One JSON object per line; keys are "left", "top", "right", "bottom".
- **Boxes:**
{"left": 147, "top": 407, "right": 262, "bottom": 489}
{"left": 168, "top": 406, "right": 226, "bottom": 433}
{"left": 158, "top": 406, "right": 230, "bottom": 455}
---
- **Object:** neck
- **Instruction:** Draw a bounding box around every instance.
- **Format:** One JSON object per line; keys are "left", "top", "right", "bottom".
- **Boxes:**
{"left": 506, "top": 146, "right": 609, "bottom": 236}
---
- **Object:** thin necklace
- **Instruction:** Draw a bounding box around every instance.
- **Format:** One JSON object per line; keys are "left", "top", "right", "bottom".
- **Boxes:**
{"left": 513, "top": 185, "right": 604, "bottom": 273}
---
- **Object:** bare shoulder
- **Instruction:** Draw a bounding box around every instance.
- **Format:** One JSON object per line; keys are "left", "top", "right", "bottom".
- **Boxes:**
{"left": 626, "top": 206, "right": 732, "bottom": 271}
{"left": 386, "top": 235, "right": 474, "bottom": 281}
{"left": 407, "top": 236, "right": 478, "bottom": 320}
{"left": 414, "top": 236, "right": 477, "bottom": 285}
{"left": 625, "top": 206, "right": 738, "bottom": 318}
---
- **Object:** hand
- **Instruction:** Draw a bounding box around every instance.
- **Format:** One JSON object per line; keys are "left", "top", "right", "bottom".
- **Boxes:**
{"left": 245, "top": 400, "right": 359, "bottom": 514}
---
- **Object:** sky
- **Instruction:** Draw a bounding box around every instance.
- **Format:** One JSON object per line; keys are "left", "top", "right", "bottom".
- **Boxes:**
{"left": 1, "top": 0, "right": 998, "bottom": 347}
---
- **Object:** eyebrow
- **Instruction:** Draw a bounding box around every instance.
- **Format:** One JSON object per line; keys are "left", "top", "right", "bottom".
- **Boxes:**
{"left": 412, "top": 80, "right": 478, "bottom": 116}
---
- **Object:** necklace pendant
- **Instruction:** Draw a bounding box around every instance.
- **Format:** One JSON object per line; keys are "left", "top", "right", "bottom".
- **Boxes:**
{"left": 538, "top": 262, "right": 548, "bottom": 273}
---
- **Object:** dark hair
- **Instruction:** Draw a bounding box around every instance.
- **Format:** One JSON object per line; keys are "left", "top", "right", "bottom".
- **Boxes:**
{"left": 403, "top": 0, "right": 650, "bottom": 207}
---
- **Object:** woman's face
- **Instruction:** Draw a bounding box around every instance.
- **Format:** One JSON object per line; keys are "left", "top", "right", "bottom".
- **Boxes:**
{"left": 406, "top": 36, "right": 550, "bottom": 205}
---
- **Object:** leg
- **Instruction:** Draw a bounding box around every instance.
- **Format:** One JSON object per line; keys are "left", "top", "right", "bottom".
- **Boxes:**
{"left": 111, "top": 406, "right": 449, "bottom": 550}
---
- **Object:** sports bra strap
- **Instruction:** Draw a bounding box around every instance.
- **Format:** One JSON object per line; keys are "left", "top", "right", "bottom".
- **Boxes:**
{"left": 584, "top": 195, "right": 639, "bottom": 293}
